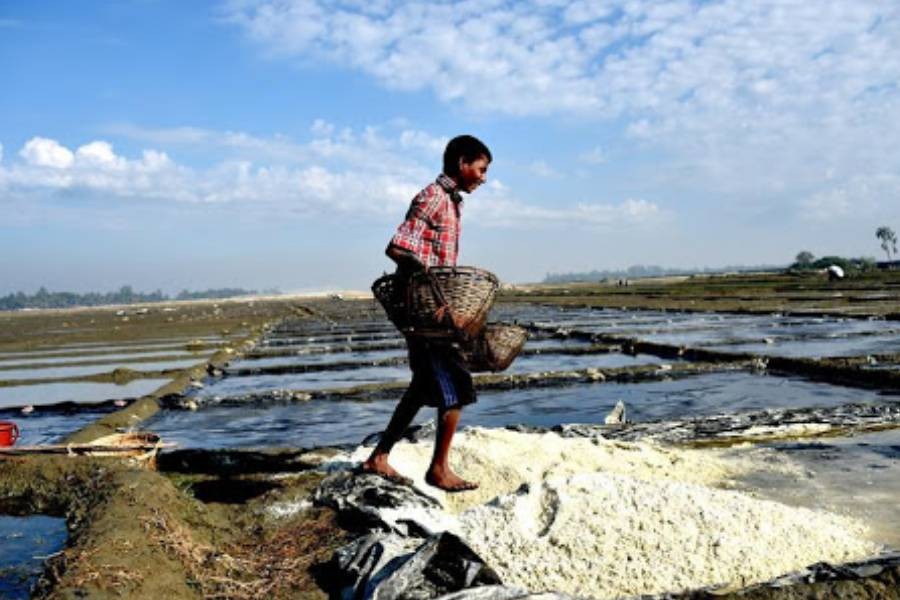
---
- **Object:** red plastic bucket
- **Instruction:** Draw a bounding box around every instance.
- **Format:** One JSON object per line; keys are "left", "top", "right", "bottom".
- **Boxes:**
{"left": 0, "top": 421, "right": 19, "bottom": 447}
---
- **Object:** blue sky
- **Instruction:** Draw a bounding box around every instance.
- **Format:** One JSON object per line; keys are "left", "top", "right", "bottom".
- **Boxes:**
{"left": 2, "top": 0, "right": 899, "bottom": 294}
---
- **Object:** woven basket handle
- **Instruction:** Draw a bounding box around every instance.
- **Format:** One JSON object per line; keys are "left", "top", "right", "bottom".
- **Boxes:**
{"left": 425, "top": 270, "right": 458, "bottom": 329}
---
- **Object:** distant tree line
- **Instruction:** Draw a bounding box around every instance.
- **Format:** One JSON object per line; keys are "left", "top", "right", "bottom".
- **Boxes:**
{"left": 543, "top": 263, "right": 783, "bottom": 284}
{"left": 789, "top": 252, "right": 877, "bottom": 273}
{"left": 0, "top": 285, "right": 276, "bottom": 311}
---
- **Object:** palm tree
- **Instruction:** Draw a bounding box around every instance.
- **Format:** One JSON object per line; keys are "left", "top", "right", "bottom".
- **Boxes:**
{"left": 876, "top": 226, "right": 898, "bottom": 261}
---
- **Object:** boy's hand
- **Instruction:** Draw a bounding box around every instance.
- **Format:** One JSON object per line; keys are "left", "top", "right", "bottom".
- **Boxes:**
{"left": 433, "top": 305, "right": 467, "bottom": 331}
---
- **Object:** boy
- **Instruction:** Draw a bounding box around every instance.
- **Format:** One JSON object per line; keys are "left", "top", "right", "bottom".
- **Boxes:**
{"left": 363, "top": 134, "right": 491, "bottom": 492}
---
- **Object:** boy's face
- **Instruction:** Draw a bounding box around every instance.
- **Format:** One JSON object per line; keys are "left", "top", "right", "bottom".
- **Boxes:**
{"left": 458, "top": 154, "right": 490, "bottom": 193}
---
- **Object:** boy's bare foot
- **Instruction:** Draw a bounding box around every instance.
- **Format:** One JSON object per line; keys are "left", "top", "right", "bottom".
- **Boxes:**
{"left": 425, "top": 465, "right": 479, "bottom": 492}
{"left": 361, "top": 455, "right": 412, "bottom": 485}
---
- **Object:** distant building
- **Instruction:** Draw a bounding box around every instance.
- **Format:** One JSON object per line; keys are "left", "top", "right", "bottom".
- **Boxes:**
{"left": 876, "top": 260, "right": 900, "bottom": 270}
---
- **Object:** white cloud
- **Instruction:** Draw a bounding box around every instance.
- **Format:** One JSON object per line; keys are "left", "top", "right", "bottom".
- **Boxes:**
{"left": 468, "top": 181, "right": 663, "bottom": 229}
{"left": 223, "top": 1, "right": 900, "bottom": 220}
{"left": 310, "top": 118, "right": 334, "bottom": 137}
{"left": 75, "top": 141, "right": 125, "bottom": 169}
{"left": 579, "top": 146, "right": 606, "bottom": 165}
{"left": 20, "top": 137, "right": 74, "bottom": 168}
{"left": 2, "top": 125, "right": 657, "bottom": 229}
{"left": 223, "top": 1, "right": 900, "bottom": 120}
{"left": 529, "top": 160, "right": 559, "bottom": 178}
{"left": 800, "top": 174, "right": 900, "bottom": 222}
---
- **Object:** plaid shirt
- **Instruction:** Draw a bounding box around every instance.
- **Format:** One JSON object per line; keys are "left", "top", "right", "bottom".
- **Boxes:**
{"left": 390, "top": 174, "right": 462, "bottom": 267}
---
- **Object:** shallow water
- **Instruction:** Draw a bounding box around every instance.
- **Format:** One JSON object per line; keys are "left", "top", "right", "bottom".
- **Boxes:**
{"left": 145, "top": 396, "right": 418, "bottom": 449}
{"left": 0, "top": 405, "right": 118, "bottom": 445}
{"left": 739, "top": 428, "right": 900, "bottom": 549}
{"left": 506, "top": 352, "right": 665, "bottom": 373}
{"left": 195, "top": 365, "right": 412, "bottom": 397}
{"left": 0, "top": 345, "right": 215, "bottom": 364}
{"left": 706, "top": 334, "right": 900, "bottom": 358}
{"left": 148, "top": 372, "right": 883, "bottom": 450}
{"left": 230, "top": 348, "right": 407, "bottom": 370}
{"left": 521, "top": 337, "right": 591, "bottom": 349}
{"left": 0, "top": 378, "right": 170, "bottom": 410}
{"left": 0, "top": 515, "right": 68, "bottom": 600}
{"left": 0, "top": 335, "right": 225, "bottom": 357}
{"left": 0, "top": 350, "right": 213, "bottom": 368}
{"left": 0, "top": 358, "right": 206, "bottom": 383}
{"left": 517, "top": 307, "right": 899, "bottom": 358}
{"left": 261, "top": 330, "right": 401, "bottom": 345}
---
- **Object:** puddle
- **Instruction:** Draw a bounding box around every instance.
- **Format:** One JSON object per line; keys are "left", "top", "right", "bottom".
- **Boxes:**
{"left": 0, "top": 358, "right": 206, "bottom": 383}
{"left": 0, "top": 405, "right": 119, "bottom": 445}
{"left": 0, "top": 378, "right": 171, "bottom": 409}
{"left": 0, "top": 515, "right": 68, "bottom": 600}
{"left": 738, "top": 428, "right": 900, "bottom": 549}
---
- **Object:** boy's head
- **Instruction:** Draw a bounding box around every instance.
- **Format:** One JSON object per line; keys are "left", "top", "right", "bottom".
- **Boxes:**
{"left": 443, "top": 135, "right": 491, "bottom": 193}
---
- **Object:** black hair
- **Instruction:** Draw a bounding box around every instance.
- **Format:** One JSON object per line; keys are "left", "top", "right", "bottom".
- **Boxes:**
{"left": 442, "top": 135, "right": 492, "bottom": 177}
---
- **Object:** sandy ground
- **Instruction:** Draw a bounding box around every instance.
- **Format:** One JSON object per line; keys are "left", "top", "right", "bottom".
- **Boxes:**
{"left": 347, "top": 428, "right": 879, "bottom": 598}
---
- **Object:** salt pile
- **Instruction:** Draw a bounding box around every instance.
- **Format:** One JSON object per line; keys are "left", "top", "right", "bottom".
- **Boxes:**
{"left": 348, "top": 428, "right": 879, "bottom": 597}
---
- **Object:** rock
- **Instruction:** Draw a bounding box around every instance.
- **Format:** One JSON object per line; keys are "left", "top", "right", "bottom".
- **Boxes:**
{"left": 751, "top": 357, "right": 769, "bottom": 372}
{"left": 585, "top": 368, "right": 605, "bottom": 382}
{"left": 604, "top": 400, "right": 626, "bottom": 425}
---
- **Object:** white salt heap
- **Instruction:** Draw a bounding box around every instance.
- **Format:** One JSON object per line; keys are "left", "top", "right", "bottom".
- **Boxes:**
{"left": 348, "top": 428, "right": 879, "bottom": 598}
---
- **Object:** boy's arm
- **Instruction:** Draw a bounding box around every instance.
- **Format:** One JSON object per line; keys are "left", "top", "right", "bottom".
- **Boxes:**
{"left": 386, "top": 243, "right": 426, "bottom": 276}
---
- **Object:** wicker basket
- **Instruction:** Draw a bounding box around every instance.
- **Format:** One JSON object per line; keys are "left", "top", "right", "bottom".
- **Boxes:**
{"left": 373, "top": 267, "right": 499, "bottom": 339}
{"left": 372, "top": 272, "right": 410, "bottom": 330}
{"left": 459, "top": 324, "right": 528, "bottom": 372}
{"left": 407, "top": 267, "right": 499, "bottom": 338}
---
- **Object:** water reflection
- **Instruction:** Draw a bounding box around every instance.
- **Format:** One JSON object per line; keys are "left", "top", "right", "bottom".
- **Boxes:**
{"left": 148, "top": 372, "right": 884, "bottom": 450}
{"left": 0, "top": 379, "right": 171, "bottom": 410}
{"left": 0, "top": 515, "right": 68, "bottom": 600}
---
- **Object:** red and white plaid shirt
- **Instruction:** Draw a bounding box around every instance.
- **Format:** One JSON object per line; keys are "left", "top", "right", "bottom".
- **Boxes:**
{"left": 390, "top": 174, "right": 462, "bottom": 267}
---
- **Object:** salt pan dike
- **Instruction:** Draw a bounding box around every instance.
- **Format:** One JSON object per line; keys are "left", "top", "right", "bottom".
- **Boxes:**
{"left": 319, "top": 427, "right": 881, "bottom": 598}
